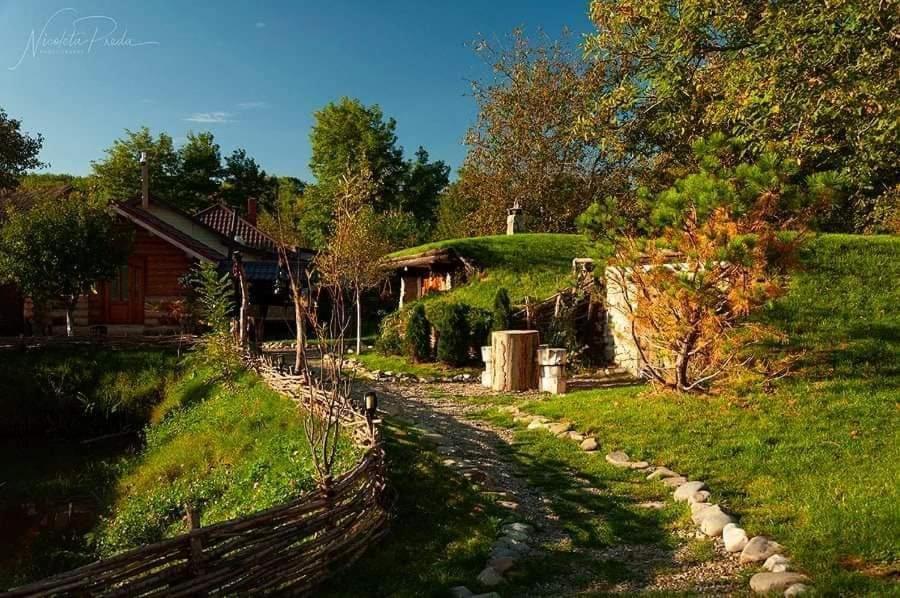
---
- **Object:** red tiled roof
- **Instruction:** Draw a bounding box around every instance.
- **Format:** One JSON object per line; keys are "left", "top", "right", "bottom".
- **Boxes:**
{"left": 195, "top": 204, "right": 276, "bottom": 252}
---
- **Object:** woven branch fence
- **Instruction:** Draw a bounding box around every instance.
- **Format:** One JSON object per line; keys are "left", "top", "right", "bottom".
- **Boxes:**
{"left": 2, "top": 353, "right": 391, "bottom": 597}
{"left": 0, "top": 334, "right": 198, "bottom": 352}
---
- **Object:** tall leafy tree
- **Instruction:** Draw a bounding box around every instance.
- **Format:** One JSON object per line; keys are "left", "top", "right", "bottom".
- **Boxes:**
{"left": 309, "top": 97, "right": 406, "bottom": 203}
{"left": 458, "top": 30, "right": 624, "bottom": 235}
{"left": 0, "top": 193, "right": 130, "bottom": 336}
{"left": 91, "top": 127, "right": 180, "bottom": 205}
{"left": 177, "top": 131, "right": 223, "bottom": 211}
{"left": 222, "top": 148, "right": 276, "bottom": 212}
{"left": 398, "top": 147, "right": 450, "bottom": 228}
{"left": 0, "top": 107, "right": 45, "bottom": 191}
{"left": 305, "top": 97, "right": 448, "bottom": 247}
{"left": 583, "top": 0, "right": 899, "bottom": 232}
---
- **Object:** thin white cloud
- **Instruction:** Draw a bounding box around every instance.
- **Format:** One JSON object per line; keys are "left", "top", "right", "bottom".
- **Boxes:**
{"left": 255, "top": 22, "right": 266, "bottom": 29}
{"left": 237, "top": 101, "right": 268, "bottom": 110}
{"left": 185, "top": 111, "right": 234, "bottom": 123}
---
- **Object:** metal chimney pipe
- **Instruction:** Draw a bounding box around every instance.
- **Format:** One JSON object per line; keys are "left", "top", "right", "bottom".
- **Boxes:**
{"left": 139, "top": 151, "right": 149, "bottom": 209}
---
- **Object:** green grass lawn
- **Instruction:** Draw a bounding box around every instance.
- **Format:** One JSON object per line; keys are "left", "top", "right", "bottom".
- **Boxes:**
{"left": 391, "top": 233, "right": 599, "bottom": 309}
{"left": 321, "top": 421, "right": 508, "bottom": 598}
{"left": 504, "top": 234, "right": 900, "bottom": 593}
{"left": 355, "top": 350, "right": 480, "bottom": 379}
{"left": 97, "top": 364, "right": 361, "bottom": 555}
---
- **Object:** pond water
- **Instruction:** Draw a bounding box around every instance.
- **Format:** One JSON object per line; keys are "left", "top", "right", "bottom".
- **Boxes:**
{"left": 0, "top": 435, "right": 139, "bottom": 588}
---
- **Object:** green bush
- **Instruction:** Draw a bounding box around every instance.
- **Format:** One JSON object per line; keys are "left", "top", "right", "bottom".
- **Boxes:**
{"left": 467, "top": 307, "right": 493, "bottom": 353}
{"left": 405, "top": 304, "right": 432, "bottom": 362}
{"left": 375, "top": 311, "right": 405, "bottom": 355}
{"left": 434, "top": 303, "right": 471, "bottom": 366}
{"left": 492, "top": 288, "right": 512, "bottom": 331}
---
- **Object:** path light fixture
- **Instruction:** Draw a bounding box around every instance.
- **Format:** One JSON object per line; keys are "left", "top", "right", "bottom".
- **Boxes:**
{"left": 364, "top": 391, "right": 378, "bottom": 418}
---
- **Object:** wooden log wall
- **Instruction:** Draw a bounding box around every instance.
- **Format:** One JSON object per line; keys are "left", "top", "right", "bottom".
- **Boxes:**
{"left": 1, "top": 354, "right": 390, "bottom": 597}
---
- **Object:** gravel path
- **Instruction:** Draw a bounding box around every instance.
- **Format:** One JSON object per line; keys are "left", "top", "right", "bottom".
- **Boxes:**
{"left": 369, "top": 380, "right": 747, "bottom": 596}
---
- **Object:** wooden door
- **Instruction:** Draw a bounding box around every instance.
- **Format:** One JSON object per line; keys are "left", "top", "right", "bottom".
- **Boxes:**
{"left": 105, "top": 259, "right": 145, "bottom": 324}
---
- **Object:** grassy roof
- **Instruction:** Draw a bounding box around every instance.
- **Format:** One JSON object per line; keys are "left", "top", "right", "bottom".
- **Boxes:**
{"left": 391, "top": 233, "right": 599, "bottom": 309}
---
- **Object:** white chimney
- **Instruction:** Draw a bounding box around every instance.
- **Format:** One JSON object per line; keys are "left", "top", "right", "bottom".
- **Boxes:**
{"left": 506, "top": 201, "right": 524, "bottom": 235}
{"left": 139, "top": 151, "right": 149, "bottom": 209}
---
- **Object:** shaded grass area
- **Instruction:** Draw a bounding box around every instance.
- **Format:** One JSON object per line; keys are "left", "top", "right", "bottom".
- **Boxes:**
{"left": 0, "top": 348, "right": 179, "bottom": 588}
{"left": 391, "top": 234, "right": 599, "bottom": 308}
{"left": 0, "top": 347, "right": 180, "bottom": 439}
{"left": 476, "top": 411, "right": 697, "bottom": 595}
{"left": 510, "top": 234, "right": 900, "bottom": 594}
{"left": 97, "top": 365, "right": 361, "bottom": 555}
{"left": 355, "top": 351, "right": 480, "bottom": 379}
{"left": 321, "top": 420, "right": 505, "bottom": 598}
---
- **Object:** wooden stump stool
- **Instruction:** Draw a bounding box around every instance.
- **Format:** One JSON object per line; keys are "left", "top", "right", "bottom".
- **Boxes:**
{"left": 491, "top": 330, "right": 540, "bottom": 391}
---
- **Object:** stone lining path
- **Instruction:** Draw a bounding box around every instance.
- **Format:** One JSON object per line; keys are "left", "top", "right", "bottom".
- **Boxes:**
{"left": 369, "top": 380, "right": 750, "bottom": 596}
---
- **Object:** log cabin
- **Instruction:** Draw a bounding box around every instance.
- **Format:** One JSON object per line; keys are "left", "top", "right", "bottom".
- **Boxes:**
{"left": 26, "top": 194, "right": 310, "bottom": 337}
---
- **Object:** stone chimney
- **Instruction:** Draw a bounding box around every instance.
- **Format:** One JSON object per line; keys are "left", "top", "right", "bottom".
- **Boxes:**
{"left": 246, "top": 198, "right": 258, "bottom": 225}
{"left": 139, "top": 151, "right": 149, "bottom": 209}
{"left": 506, "top": 201, "right": 524, "bottom": 235}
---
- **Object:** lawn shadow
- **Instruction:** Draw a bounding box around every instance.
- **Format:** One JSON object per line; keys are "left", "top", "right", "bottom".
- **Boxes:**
{"left": 359, "top": 380, "right": 686, "bottom": 595}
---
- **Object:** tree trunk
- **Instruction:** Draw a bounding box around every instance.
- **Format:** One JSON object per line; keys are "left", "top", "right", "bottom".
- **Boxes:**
{"left": 490, "top": 330, "right": 540, "bottom": 391}
{"left": 293, "top": 287, "right": 305, "bottom": 371}
{"left": 675, "top": 324, "right": 700, "bottom": 391}
{"left": 355, "top": 286, "right": 362, "bottom": 356}
{"left": 238, "top": 272, "right": 250, "bottom": 347}
{"left": 65, "top": 305, "right": 75, "bottom": 337}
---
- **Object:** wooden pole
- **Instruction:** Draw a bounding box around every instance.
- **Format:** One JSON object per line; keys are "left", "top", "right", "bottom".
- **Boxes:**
{"left": 186, "top": 506, "right": 203, "bottom": 575}
{"left": 490, "top": 330, "right": 539, "bottom": 392}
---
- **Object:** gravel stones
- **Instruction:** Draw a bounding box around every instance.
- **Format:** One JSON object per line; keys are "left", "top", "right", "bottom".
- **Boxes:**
{"left": 740, "top": 536, "right": 783, "bottom": 564}
{"left": 661, "top": 475, "right": 688, "bottom": 488}
{"left": 503, "top": 522, "right": 533, "bottom": 534}
{"left": 764, "top": 554, "right": 792, "bottom": 573}
{"left": 487, "top": 556, "right": 516, "bottom": 574}
{"left": 605, "top": 450, "right": 631, "bottom": 466}
{"left": 694, "top": 505, "right": 736, "bottom": 536}
{"left": 722, "top": 523, "right": 749, "bottom": 552}
{"left": 749, "top": 572, "right": 810, "bottom": 594}
{"left": 647, "top": 467, "right": 679, "bottom": 480}
{"left": 476, "top": 567, "right": 505, "bottom": 587}
{"left": 784, "top": 583, "right": 810, "bottom": 596}
{"left": 547, "top": 421, "right": 573, "bottom": 435}
{"left": 673, "top": 481, "right": 708, "bottom": 502}
{"left": 688, "top": 490, "right": 711, "bottom": 504}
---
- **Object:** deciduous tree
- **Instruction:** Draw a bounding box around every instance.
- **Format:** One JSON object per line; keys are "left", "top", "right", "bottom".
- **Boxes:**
{"left": 0, "top": 194, "right": 130, "bottom": 336}
{"left": 316, "top": 163, "right": 392, "bottom": 356}
{"left": 0, "top": 107, "right": 45, "bottom": 191}
{"left": 91, "top": 127, "right": 180, "bottom": 205}
{"left": 583, "top": 0, "right": 899, "bottom": 232}
{"left": 458, "top": 30, "right": 626, "bottom": 235}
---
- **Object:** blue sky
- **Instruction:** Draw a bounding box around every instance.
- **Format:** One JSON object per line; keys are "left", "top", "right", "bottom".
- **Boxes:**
{"left": 0, "top": 1, "right": 592, "bottom": 180}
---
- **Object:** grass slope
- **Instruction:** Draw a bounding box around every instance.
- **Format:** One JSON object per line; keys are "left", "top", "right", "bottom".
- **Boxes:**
{"left": 512, "top": 234, "right": 899, "bottom": 593}
{"left": 97, "top": 365, "right": 361, "bottom": 555}
{"left": 391, "top": 233, "right": 598, "bottom": 308}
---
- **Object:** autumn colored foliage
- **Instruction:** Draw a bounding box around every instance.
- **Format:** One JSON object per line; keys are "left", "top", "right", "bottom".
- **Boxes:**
{"left": 587, "top": 136, "right": 842, "bottom": 391}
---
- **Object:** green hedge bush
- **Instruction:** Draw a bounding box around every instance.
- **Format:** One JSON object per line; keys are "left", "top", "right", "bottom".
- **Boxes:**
{"left": 405, "top": 304, "right": 432, "bottom": 362}
{"left": 434, "top": 303, "right": 471, "bottom": 366}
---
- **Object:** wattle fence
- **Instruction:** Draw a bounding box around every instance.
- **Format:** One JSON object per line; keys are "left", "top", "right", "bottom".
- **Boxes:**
{"left": 2, "top": 353, "right": 391, "bottom": 597}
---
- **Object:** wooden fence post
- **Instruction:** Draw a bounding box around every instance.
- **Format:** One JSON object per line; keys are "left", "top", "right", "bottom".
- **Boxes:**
{"left": 186, "top": 506, "right": 203, "bottom": 576}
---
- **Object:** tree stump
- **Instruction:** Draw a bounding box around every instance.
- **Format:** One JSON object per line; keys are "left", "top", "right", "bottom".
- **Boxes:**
{"left": 491, "top": 330, "right": 539, "bottom": 391}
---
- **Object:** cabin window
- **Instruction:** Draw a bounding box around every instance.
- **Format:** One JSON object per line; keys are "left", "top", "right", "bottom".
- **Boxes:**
{"left": 110, "top": 265, "right": 129, "bottom": 301}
